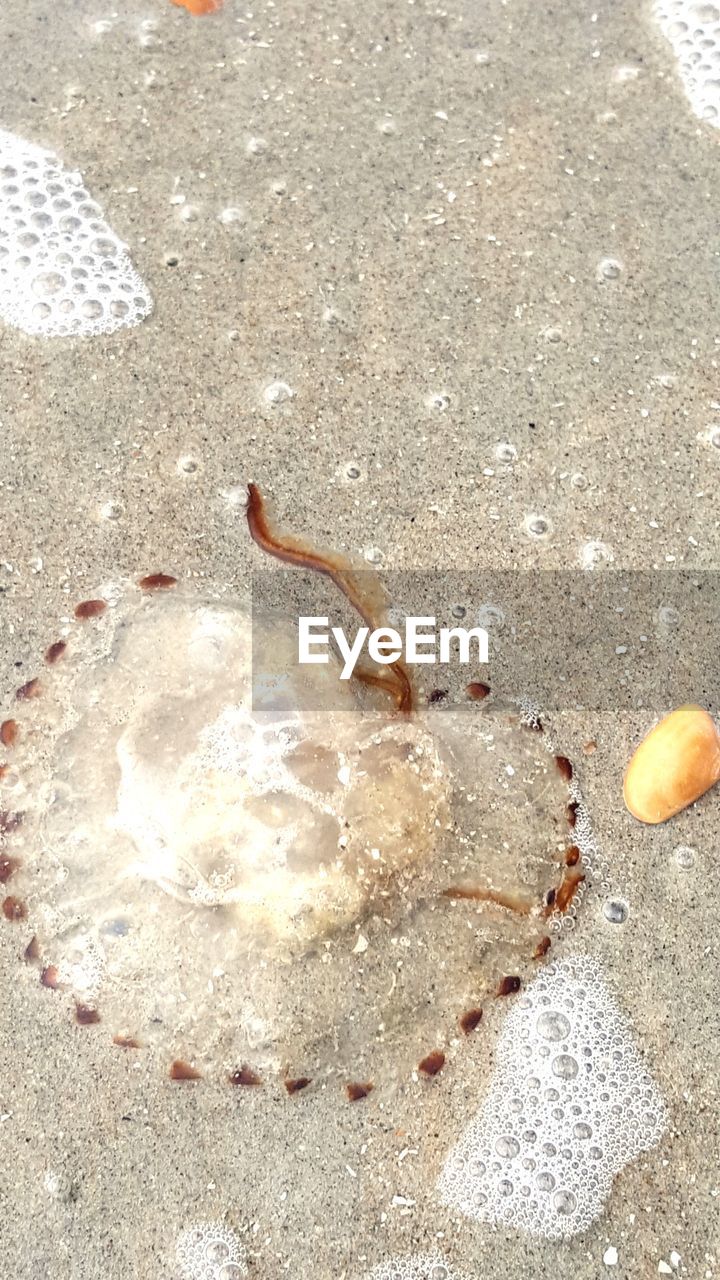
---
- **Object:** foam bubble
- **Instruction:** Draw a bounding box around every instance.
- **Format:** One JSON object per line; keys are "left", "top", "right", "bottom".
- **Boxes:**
{"left": 0, "top": 128, "right": 152, "bottom": 337}
{"left": 176, "top": 1223, "right": 247, "bottom": 1280}
{"left": 364, "top": 1256, "right": 467, "bottom": 1280}
{"left": 438, "top": 955, "right": 666, "bottom": 1238}
{"left": 653, "top": 0, "right": 720, "bottom": 125}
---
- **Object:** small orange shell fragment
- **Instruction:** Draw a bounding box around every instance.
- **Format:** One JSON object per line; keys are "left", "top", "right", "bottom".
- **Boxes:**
{"left": 624, "top": 704, "right": 720, "bottom": 824}
{"left": 170, "top": 0, "right": 223, "bottom": 13}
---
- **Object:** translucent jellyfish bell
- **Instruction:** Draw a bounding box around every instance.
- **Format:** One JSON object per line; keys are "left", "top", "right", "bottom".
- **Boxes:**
{"left": 0, "top": 492, "right": 588, "bottom": 1095}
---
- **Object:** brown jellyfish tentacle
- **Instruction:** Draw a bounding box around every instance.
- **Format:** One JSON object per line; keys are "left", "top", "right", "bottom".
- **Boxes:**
{"left": 441, "top": 885, "right": 536, "bottom": 916}
{"left": 246, "top": 483, "right": 414, "bottom": 714}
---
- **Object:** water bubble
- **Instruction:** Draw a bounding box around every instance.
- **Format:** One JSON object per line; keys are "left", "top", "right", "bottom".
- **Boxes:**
{"left": 33, "top": 271, "right": 65, "bottom": 297}
{"left": 658, "top": 604, "right": 681, "bottom": 628}
{"left": 613, "top": 65, "right": 641, "bottom": 82}
{"left": 709, "top": 426, "right": 720, "bottom": 449}
{"left": 573, "top": 1121, "right": 593, "bottom": 1139}
{"left": 451, "top": 604, "right": 467, "bottom": 620}
{"left": 495, "top": 1135, "right": 520, "bottom": 1159}
{"left": 178, "top": 455, "right": 199, "bottom": 475}
{"left": 536, "top": 1010, "right": 571, "bottom": 1042}
{"left": 377, "top": 117, "right": 397, "bottom": 136}
{"left": 580, "top": 540, "right": 613, "bottom": 569}
{"left": 571, "top": 472, "right": 588, "bottom": 490}
{"left": 498, "top": 1178, "right": 514, "bottom": 1197}
{"left": 205, "top": 1240, "right": 231, "bottom": 1263}
{"left": 219, "top": 1267, "right": 246, "bottom": 1280}
{"left": 674, "top": 844, "right": 696, "bottom": 869}
{"left": 596, "top": 257, "right": 623, "bottom": 282}
{"left": 428, "top": 392, "right": 450, "bottom": 411}
{"left": 476, "top": 603, "right": 505, "bottom": 630}
{"left": 495, "top": 441, "right": 517, "bottom": 463}
{"left": 553, "top": 1188, "right": 577, "bottom": 1215}
{"left": 536, "top": 1171, "right": 555, "bottom": 1192}
{"left": 263, "top": 380, "right": 293, "bottom": 406}
{"left": 247, "top": 137, "right": 268, "bottom": 156}
{"left": 364, "top": 546, "right": 384, "bottom": 566}
{"left": 603, "top": 899, "right": 628, "bottom": 925}
{"left": 552, "top": 1053, "right": 579, "bottom": 1080}
{"left": 99, "top": 501, "right": 123, "bottom": 521}
{"left": 345, "top": 463, "right": 362, "bottom": 481}
{"left": 543, "top": 326, "right": 562, "bottom": 343}
{"left": 524, "top": 514, "right": 551, "bottom": 538}
{"left": 218, "top": 207, "right": 245, "bottom": 225}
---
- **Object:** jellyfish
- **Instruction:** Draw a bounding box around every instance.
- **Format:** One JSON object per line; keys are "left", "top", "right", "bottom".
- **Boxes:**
{"left": 0, "top": 487, "right": 591, "bottom": 1095}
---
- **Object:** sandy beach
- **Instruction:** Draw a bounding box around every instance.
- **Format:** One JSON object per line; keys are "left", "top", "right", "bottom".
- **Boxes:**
{"left": 0, "top": 0, "right": 718, "bottom": 1276}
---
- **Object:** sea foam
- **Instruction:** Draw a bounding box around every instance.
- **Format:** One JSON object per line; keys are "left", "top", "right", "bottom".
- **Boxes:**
{"left": 653, "top": 0, "right": 720, "bottom": 125}
{"left": 0, "top": 127, "right": 152, "bottom": 337}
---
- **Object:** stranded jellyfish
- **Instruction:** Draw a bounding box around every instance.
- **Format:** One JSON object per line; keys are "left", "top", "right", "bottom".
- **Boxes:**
{"left": 0, "top": 487, "right": 591, "bottom": 1093}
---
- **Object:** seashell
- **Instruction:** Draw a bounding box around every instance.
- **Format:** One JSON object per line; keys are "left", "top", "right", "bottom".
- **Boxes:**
{"left": 623, "top": 704, "right": 720, "bottom": 824}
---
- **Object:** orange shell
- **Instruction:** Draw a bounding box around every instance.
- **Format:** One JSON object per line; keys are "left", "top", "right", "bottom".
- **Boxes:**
{"left": 170, "top": 0, "right": 223, "bottom": 14}
{"left": 623, "top": 704, "right": 720, "bottom": 824}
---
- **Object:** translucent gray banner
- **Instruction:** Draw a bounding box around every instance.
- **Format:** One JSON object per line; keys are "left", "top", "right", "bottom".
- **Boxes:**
{"left": 250, "top": 570, "right": 718, "bottom": 713}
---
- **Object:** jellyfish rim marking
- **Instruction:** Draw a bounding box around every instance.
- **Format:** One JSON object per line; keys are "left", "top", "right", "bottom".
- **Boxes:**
{"left": 74, "top": 598, "right": 107, "bottom": 620}
{"left": 418, "top": 1050, "right": 446, "bottom": 1077}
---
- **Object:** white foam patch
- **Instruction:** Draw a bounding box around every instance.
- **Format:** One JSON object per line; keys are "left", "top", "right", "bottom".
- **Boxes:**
{"left": 0, "top": 127, "right": 153, "bottom": 336}
{"left": 438, "top": 955, "right": 667, "bottom": 1239}
{"left": 176, "top": 1222, "right": 247, "bottom": 1280}
{"left": 653, "top": 0, "right": 720, "bottom": 126}
{"left": 364, "top": 1257, "right": 468, "bottom": 1280}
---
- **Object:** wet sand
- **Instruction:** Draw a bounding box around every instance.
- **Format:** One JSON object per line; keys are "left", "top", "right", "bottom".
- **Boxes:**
{"left": 0, "top": 0, "right": 718, "bottom": 1276}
